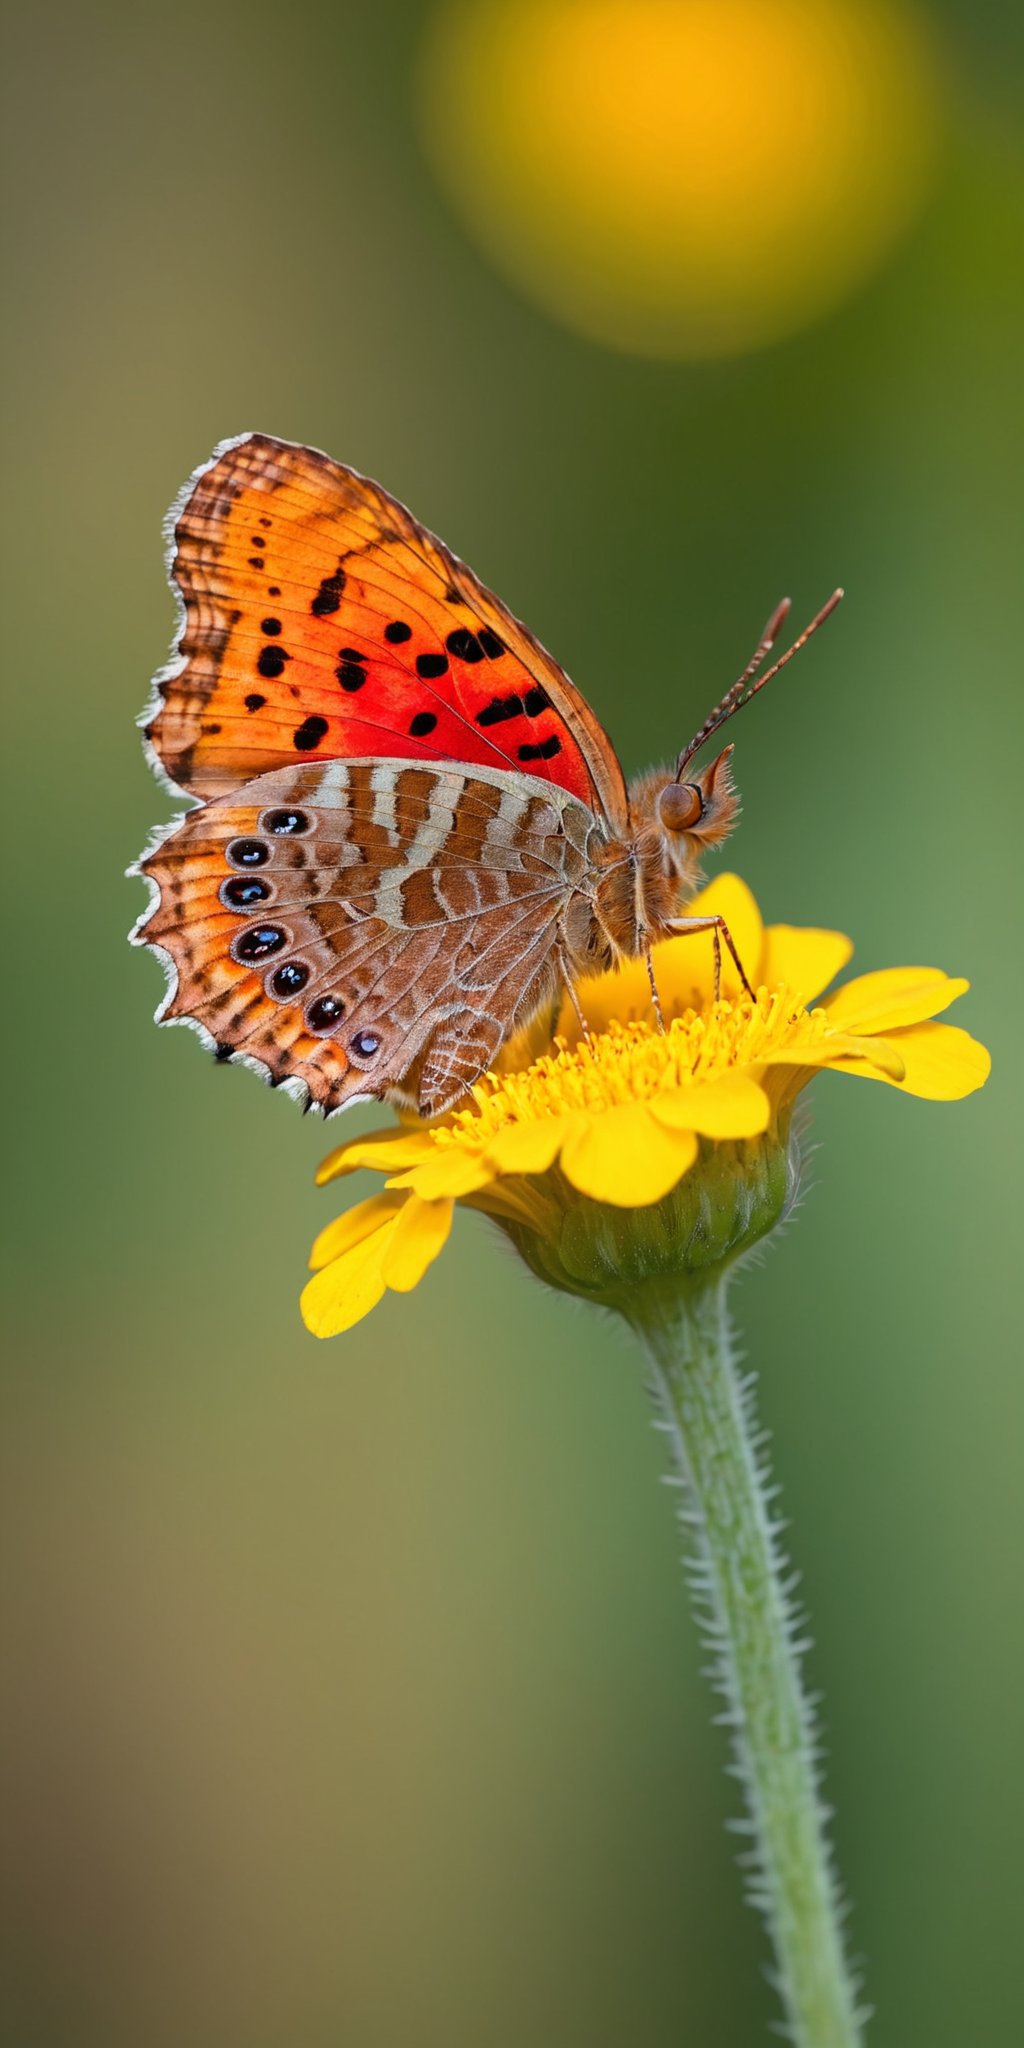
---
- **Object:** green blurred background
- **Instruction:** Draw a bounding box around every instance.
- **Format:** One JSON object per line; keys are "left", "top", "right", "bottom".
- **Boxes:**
{"left": 2, "top": 3, "right": 1021, "bottom": 2042}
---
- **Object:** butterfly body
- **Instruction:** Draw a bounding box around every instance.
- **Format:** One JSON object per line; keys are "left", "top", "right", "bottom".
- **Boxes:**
{"left": 134, "top": 434, "right": 828, "bottom": 1117}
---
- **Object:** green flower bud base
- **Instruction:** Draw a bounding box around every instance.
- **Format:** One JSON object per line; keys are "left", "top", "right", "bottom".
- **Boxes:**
{"left": 497, "top": 1124, "right": 796, "bottom": 1314}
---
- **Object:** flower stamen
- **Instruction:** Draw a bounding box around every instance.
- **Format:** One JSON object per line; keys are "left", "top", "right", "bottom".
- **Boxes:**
{"left": 434, "top": 985, "right": 822, "bottom": 1153}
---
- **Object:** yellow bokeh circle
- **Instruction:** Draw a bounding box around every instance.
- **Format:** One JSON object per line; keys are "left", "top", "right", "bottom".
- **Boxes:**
{"left": 418, "top": 0, "right": 942, "bottom": 359}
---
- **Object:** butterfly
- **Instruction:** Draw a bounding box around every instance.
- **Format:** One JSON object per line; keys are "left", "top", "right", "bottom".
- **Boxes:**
{"left": 132, "top": 434, "right": 840, "bottom": 1117}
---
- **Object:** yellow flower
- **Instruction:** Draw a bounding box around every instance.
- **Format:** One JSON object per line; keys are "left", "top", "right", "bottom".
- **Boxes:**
{"left": 301, "top": 875, "right": 989, "bottom": 1337}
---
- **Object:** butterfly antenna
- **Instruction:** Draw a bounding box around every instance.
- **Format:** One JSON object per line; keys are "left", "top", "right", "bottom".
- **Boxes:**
{"left": 676, "top": 589, "right": 844, "bottom": 778}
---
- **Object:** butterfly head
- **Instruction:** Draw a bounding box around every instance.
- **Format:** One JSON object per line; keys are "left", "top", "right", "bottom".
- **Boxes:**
{"left": 629, "top": 744, "right": 740, "bottom": 884}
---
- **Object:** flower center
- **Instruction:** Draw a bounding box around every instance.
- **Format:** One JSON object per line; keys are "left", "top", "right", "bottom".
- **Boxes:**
{"left": 435, "top": 985, "right": 824, "bottom": 1147}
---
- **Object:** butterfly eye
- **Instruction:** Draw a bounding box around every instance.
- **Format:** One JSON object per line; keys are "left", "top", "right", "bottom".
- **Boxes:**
{"left": 658, "top": 782, "right": 704, "bottom": 833}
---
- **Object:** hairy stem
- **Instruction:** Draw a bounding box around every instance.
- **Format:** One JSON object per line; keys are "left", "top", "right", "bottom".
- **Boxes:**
{"left": 627, "top": 1281, "right": 863, "bottom": 2047}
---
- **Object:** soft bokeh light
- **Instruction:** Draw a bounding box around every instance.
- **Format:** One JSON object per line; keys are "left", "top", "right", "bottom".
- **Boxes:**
{"left": 419, "top": 0, "right": 943, "bottom": 358}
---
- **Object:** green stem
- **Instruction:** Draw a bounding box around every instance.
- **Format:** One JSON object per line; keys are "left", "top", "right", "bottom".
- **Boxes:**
{"left": 627, "top": 1279, "right": 863, "bottom": 2048}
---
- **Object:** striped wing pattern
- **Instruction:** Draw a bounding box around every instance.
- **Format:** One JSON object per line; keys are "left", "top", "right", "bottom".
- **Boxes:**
{"left": 135, "top": 758, "right": 603, "bottom": 1116}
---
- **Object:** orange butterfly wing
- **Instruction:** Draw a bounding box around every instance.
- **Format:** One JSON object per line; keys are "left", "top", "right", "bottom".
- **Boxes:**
{"left": 145, "top": 434, "right": 629, "bottom": 834}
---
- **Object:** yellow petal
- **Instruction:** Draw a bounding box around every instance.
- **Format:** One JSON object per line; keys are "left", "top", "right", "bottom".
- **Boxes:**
{"left": 387, "top": 1144, "right": 496, "bottom": 1200}
{"left": 316, "top": 1127, "right": 436, "bottom": 1187}
{"left": 561, "top": 1103, "right": 697, "bottom": 1206}
{"left": 309, "top": 1189, "right": 407, "bottom": 1271}
{"left": 822, "top": 967, "right": 969, "bottom": 1036}
{"left": 845, "top": 1021, "right": 991, "bottom": 1100}
{"left": 760, "top": 924, "right": 853, "bottom": 1004}
{"left": 380, "top": 1196, "right": 454, "bottom": 1291}
{"left": 761, "top": 1034, "right": 907, "bottom": 1082}
{"left": 484, "top": 1115, "right": 573, "bottom": 1175}
{"left": 300, "top": 1222, "right": 397, "bottom": 1338}
{"left": 650, "top": 1072, "right": 770, "bottom": 1138}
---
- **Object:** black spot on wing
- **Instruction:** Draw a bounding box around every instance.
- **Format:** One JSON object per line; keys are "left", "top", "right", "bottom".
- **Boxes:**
{"left": 477, "top": 692, "right": 523, "bottom": 727}
{"left": 311, "top": 569, "right": 345, "bottom": 616}
{"left": 257, "top": 645, "right": 290, "bottom": 678}
{"left": 518, "top": 736, "right": 562, "bottom": 762}
{"left": 294, "top": 715, "right": 329, "bottom": 751}
{"left": 336, "top": 658, "right": 366, "bottom": 692}
{"left": 445, "top": 627, "right": 484, "bottom": 663}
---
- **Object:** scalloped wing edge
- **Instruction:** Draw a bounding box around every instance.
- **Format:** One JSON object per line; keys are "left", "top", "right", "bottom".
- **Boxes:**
{"left": 126, "top": 818, "right": 383, "bottom": 1120}
{"left": 137, "top": 430, "right": 257, "bottom": 803}
{"left": 133, "top": 431, "right": 345, "bottom": 1112}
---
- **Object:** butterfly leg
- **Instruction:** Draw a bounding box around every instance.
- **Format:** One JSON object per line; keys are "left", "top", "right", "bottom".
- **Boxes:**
{"left": 556, "top": 944, "right": 592, "bottom": 1045}
{"left": 644, "top": 947, "right": 667, "bottom": 1032}
{"left": 666, "top": 915, "right": 755, "bottom": 1002}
